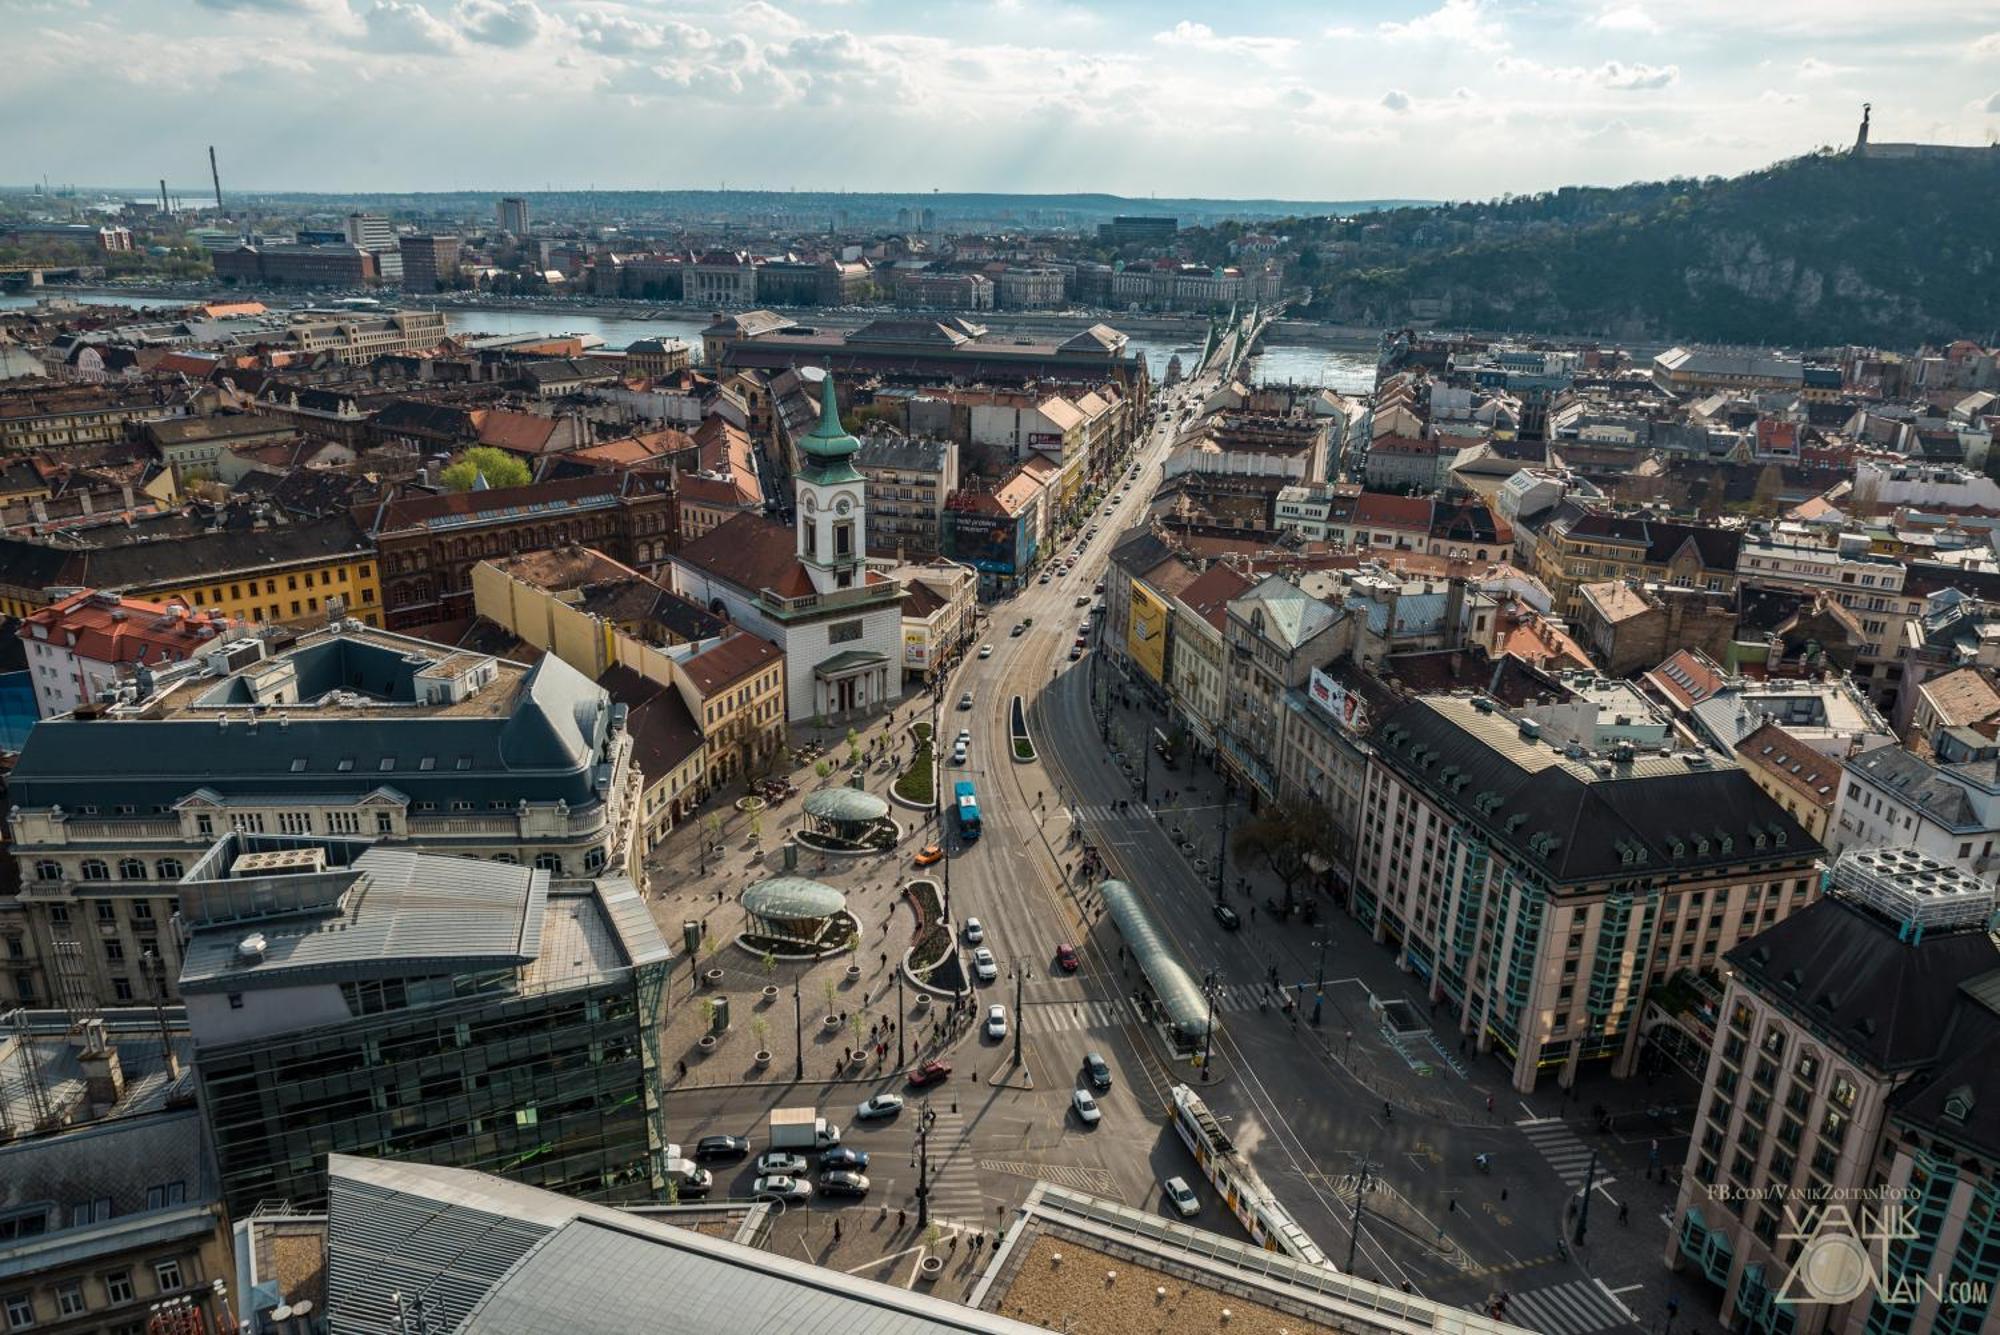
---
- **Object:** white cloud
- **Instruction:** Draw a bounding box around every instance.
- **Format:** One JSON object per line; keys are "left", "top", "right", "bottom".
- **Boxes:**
{"left": 453, "top": 0, "right": 555, "bottom": 47}
{"left": 574, "top": 11, "right": 665, "bottom": 54}
{"left": 1760, "top": 88, "right": 1804, "bottom": 105}
{"left": 1151, "top": 20, "right": 1296, "bottom": 62}
{"left": 358, "top": 0, "right": 458, "bottom": 53}
{"left": 1597, "top": 60, "right": 1678, "bottom": 90}
{"left": 1794, "top": 56, "right": 1856, "bottom": 79}
{"left": 1592, "top": 5, "right": 1660, "bottom": 33}
{"left": 1974, "top": 32, "right": 2000, "bottom": 56}
{"left": 1377, "top": 0, "right": 1507, "bottom": 53}
{"left": 1380, "top": 88, "right": 1412, "bottom": 112}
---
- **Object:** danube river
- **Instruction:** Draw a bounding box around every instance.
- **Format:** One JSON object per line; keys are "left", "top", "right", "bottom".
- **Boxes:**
{"left": 0, "top": 292, "right": 1375, "bottom": 392}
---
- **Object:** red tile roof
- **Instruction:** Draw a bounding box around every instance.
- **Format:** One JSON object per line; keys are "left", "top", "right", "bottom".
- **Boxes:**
{"left": 681, "top": 629, "right": 783, "bottom": 695}
{"left": 1353, "top": 492, "right": 1433, "bottom": 529}
{"left": 19, "top": 590, "right": 247, "bottom": 668}
{"left": 673, "top": 511, "right": 814, "bottom": 598}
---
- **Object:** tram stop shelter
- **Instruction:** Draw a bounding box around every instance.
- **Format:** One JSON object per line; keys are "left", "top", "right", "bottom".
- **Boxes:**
{"left": 741, "top": 875, "right": 848, "bottom": 948}
{"left": 1099, "top": 878, "right": 1216, "bottom": 1050}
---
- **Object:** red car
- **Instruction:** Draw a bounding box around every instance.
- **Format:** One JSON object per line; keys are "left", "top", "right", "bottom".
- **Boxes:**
{"left": 907, "top": 1059, "right": 952, "bottom": 1088}
{"left": 1055, "top": 943, "right": 1080, "bottom": 972}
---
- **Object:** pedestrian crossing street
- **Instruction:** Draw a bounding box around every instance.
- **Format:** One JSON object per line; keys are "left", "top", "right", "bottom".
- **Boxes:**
{"left": 1517, "top": 1117, "right": 1611, "bottom": 1190}
{"left": 1501, "top": 1278, "right": 1637, "bottom": 1335}
{"left": 1018, "top": 983, "right": 1274, "bottom": 1034}
{"left": 922, "top": 1108, "right": 986, "bottom": 1226}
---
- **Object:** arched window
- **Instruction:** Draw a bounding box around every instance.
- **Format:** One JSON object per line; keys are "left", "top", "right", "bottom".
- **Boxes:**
{"left": 534, "top": 853, "right": 564, "bottom": 874}
{"left": 155, "top": 858, "right": 184, "bottom": 880}
{"left": 80, "top": 859, "right": 110, "bottom": 882}
{"left": 119, "top": 858, "right": 147, "bottom": 880}
{"left": 34, "top": 859, "right": 62, "bottom": 882}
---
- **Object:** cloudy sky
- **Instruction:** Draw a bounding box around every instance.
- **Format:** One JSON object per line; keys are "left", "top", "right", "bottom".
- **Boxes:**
{"left": 5, "top": 0, "right": 1998, "bottom": 201}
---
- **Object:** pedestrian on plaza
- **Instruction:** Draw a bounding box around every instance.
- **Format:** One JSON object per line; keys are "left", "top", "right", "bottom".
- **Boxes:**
{"left": 898, "top": 1209, "right": 907, "bottom": 1229}
{"left": 834, "top": 1219, "right": 842, "bottom": 1242}
{"left": 1618, "top": 1202, "right": 1630, "bottom": 1226}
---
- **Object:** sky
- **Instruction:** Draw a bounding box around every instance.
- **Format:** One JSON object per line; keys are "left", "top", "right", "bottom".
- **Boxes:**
{"left": 4, "top": 0, "right": 1999, "bottom": 202}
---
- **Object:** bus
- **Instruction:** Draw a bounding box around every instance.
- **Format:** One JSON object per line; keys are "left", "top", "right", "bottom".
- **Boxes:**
{"left": 954, "top": 780, "right": 982, "bottom": 842}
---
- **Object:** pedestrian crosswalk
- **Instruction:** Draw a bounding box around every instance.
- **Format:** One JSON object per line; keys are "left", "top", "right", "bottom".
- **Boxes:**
{"left": 1501, "top": 1278, "right": 1636, "bottom": 1335}
{"left": 1017, "top": 983, "right": 1274, "bottom": 1034}
{"left": 923, "top": 1109, "right": 986, "bottom": 1225}
{"left": 1516, "top": 1117, "right": 1608, "bottom": 1189}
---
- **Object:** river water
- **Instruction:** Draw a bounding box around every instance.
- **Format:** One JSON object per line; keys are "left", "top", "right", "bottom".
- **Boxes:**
{"left": 0, "top": 291, "right": 1376, "bottom": 392}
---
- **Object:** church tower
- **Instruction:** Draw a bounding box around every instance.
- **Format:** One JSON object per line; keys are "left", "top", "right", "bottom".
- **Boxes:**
{"left": 793, "top": 371, "right": 867, "bottom": 594}
{"left": 1854, "top": 102, "right": 1871, "bottom": 155}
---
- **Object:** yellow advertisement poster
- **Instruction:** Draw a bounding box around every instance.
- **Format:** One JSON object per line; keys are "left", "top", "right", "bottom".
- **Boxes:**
{"left": 1127, "top": 582, "right": 1168, "bottom": 683}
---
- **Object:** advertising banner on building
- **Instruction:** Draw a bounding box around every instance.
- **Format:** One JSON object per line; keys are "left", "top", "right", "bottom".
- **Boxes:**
{"left": 1308, "top": 666, "right": 1364, "bottom": 732}
{"left": 903, "top": 628, "right": 930, "bottom": 670}
{"left": 944, "top": 510, "right": 1021, "bottom": 576}
{"left": 1127, "top": 582, "right": 1169, "bottom": 683}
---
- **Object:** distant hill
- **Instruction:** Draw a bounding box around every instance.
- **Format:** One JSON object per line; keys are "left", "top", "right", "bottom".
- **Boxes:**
{"left": 1300, "top": 149, "right": 2000, "bottom": 348}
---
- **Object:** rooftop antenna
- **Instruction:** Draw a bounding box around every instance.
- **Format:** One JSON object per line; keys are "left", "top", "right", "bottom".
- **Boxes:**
{"left": 209, "top": 145, "right": 223, "bottom": 213}
{"left": 1, "top": 1009, "right": 56, "bottom": 1135}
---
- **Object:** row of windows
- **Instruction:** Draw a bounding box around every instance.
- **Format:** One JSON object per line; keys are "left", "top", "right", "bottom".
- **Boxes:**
{"left": 3, "top": 1257, "right": 188, "bottom": 1332}
{"left": 35, "top": 859, "right": 183, "bottom": 882}
{"left": 178, "top": 563, "right": 371, "bottom": 609}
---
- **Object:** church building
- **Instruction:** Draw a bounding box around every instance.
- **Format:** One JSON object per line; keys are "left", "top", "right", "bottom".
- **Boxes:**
{"left": 669, "top": 372, "right": 907, "bottom": 722}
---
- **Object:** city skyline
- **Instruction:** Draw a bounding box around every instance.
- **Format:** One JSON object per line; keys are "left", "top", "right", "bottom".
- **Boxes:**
{"left": 4, "top": 0, "right": 1998, "bottom": 201}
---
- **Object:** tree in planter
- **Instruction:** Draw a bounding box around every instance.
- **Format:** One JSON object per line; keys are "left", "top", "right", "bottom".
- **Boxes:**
{"left": 700, "top": 997, "right": 718, "bottom": 1033}
{"left": 751, "top": 1014, "right": 770, "bottom": 1054}
{"left": 849, "top": 1010, "right": 866, "bottom": 1059}
{"left": 846, "top": 726, "right": 861, "bottom": 767}
{"left": 747, "top": 811, "right": 763, "bottom": 843}
{"left": 822, "top": 976, "right": 839, "bottom": 1020}
{"left": 815, "top": 759, "right": 833, "bottom": 780}
{"left": 1229, "top": 800, "right": 1336, "bottom": 912}
{"left": 761, "top": 949, "right": 777, "bottom": 979}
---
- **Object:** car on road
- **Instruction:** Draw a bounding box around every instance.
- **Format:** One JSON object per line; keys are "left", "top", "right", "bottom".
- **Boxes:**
{"left": 985, "top": 1003, "right": 1008, "bottom": 1039}
{"left": 1055, "top": 943, "right": 1079, "bottom": 972}
{"left": 1212, "top": 902, "right": 1241, "bottom": 930}
{"left": 694, "top": 1134, "right": 750, "bottom": 1160}
{"left": 1068, "top": 644, "right": 1084, "bottom": 661}
{"left": 963, "top": 917, "right": 984, "bottom": 944}
{"left": 856, "top": 1093, "right": 905, "bottom": 1120}
{"left": 1010, "top": 622, "right": 1026, "bottom": 637}
{"left": 820, "top": 1147, "right": 870, "bottom": 1171}
{"left": 972, "top": 946, "right": 998, "bottom": 982}
{"left": 755, "top": 1152, "right": 808, "bottom": 1176}
{"left": 1074, "top": 594, "right": 1090, "bottom": 607}
{"left": 1071, "top": 1088, "right": 1102, "bottom": 1125}
{"left": 914, "top": 843, "right": 944, "bottom": 867}
{"left": 1083, "top": 1051, "right": 1112, "bottom": 1091}
{"left": 979, "top": 643, "right": 993, "bottom": 658}
{"left": 752, "top": 1175, "right": 811, "bottom": 1203}
{"left": 958, "top": 691, "right": 974, "bottom": 710}
{"left": 1163, "top": 1176, "right": 1200, "bottom": 1218}
{"left": 956, "top": 729, "right": 971, "bottom": 747}
{"left": 1093, "top": 581, "right": 1105, "bottom": 594}
{"left": 1037, "top": 571, "right": 1052, "bottom": 583}
{"left": 907, "top": 1059, "right": 951, "bottom": 1088}
{"left": 817, "top": 1170, "right": 872, "bottom": 1199}
{"left": 951, "top": 740, "right": 968, "bottom": 765}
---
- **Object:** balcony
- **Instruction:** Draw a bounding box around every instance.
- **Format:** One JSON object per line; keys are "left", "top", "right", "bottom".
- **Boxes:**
{"left": 55, "top": 818, "right": 184, "bottom": 842}
{"left": 755, "top": 580, "right": 901, "bottom": 617}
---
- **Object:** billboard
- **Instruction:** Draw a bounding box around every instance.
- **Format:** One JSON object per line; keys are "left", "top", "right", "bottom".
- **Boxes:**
{"left": 945, "top": 510, "right": 1023, "bottom": 576}
{"left": 1307, "top": 667, "right": 1364, "bottom": 732}
{"left": 903, "top": 628, "right": 930, "bottom": 669}
{"left": 1127, "top": 582, "right": 1169, "bottom": 683}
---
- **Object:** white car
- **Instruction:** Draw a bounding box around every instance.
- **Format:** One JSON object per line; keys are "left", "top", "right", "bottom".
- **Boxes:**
{"left": 856, "top": 1093, "right": 906, "bottom": 1120}
{"left": 951, "top": 741, "right": 968, "bottom": 765}
{"left": 956, "top": 729, "right": 971, "bottom": 748}
{"left": 1163, "top": 1176, "right": 1200, "bottom": 1218}
{"left": 755, "top": 1152, "right": 808, "bottom": 1176}
{"left": 963, "top": 917, "right": 984, "bottom": 944}
{"left": 972, "top": 946, "right": 997, "bottom": 983}
{"left": 979, "top": 644, "right": 993, "bottom": 658}
{"left": 985, "top": 1003, "right": 1008, "bottom": 1039}
{"left": 1072, "top": 1088, "right": 1101, "bottom": 1125}
{"left": 753, "top": 1175, "right": 811, "bottom": 1203}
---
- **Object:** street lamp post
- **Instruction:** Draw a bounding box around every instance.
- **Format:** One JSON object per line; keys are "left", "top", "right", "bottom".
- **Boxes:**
{"left": 793, "top": 970, "right": 804, "bottom": 1082}
{"left": 896, "top": 965, "right": 906, "bottom": 1068}
{"left": 1347, "top": 1160, "right": 1377, "bottom": 1273}
{"left": 914, "top": 1102, "right": 938, "bottom": 1227}
{"left": 1213, "top": 784, "right": 1232, "bottom": 903}
{"left": 1574, "top": 1148, "right": 1599, "bottom": 1245}
{"left": 1012, "top": 962, "right": 1031, "bottom": 1069}
{"left": 1314, "top": 937, "right": 1329, "bottom": 992}
{"left": 1200, "top": 970, "right": 1219, "bottom": 1082}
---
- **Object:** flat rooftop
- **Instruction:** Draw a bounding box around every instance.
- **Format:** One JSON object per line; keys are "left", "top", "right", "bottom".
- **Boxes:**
{"left": 145, "top": 627, "right": 526, "bottom": 722}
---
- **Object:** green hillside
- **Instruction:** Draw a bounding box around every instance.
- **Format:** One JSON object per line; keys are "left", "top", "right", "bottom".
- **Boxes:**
{"left": 1299, "top": 150, "right": 2000, "bottom": 347}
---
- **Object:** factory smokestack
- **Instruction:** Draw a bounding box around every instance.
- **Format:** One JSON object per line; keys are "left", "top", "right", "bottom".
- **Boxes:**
{"left": 159, "top": 179, "right": 168, "bottom": 214}
{"left": 208, "top": 145, "right": 222, "bottom": 214}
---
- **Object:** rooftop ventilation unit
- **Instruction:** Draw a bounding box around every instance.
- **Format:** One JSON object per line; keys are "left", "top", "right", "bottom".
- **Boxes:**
{"left": 238, "top": 932, "right": 268, "bottom": 962}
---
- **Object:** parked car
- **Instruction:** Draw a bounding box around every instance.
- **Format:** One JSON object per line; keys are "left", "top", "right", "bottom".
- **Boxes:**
{"left": 951, "top": 740, "right": 968, "bottom": 765}
{"left": 1011, "top": 622, "right": 1026, "bottom": 637}
{"left": 752, "top": 1175, "right": 811, "bottom": 1203}
{"left": 963, "top": 917, "right": 984, "bottom": 944}
{"left": 856, "top": 1093, "right": 906, "bottom": 1120}
{"left": 985, "top": 1004, "right": 1008, "bottom": 1039}
{"left": 817, "top": 1170, "right": 871, "bottom": 1198}
{"left": 1037, "top": 571, "right": 1052, "bottom": 584}
{"left": 1068, "top": 644, "right": 1084, "bottom": 661}
{"left": 1213, "top": 902, "right": 1241, "bottom": 930}
{"left": 755, "top": 1152, "right": 808, "bottom": 1176}
{"left": 820, "top": 1147, "right": 870, "bottom": 1171}
{"left": 907, "top": 1059, "right": 951, "bottom": 1088}
{"left": 1072, "top": 1088, "right": 1102, "bottom": 1125}
{"left": 694, "top": 1134, "right": 750, "bottom": 1161}
{"left": 1075, "top": 594, "right": 1090, "bottom": 607}
{"left": 914, "top": 843, "right": 944, "bottom": 867}
{"left": 1083, "top": 1051, "right": 1112, "bottom": 1091}
{"left": 1163, "top": 1176, "right": 1200, "bottom": 1218}
{"left": 1055, "top": 943, "right": 1079, "bottom": 972}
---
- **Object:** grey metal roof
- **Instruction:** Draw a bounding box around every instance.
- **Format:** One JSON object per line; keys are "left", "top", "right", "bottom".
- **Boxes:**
{"left": 742, "top": 876, "right": 847, "bottom": 920}
{"left": 1849, "top": 744, "right": 1983, "bottom": 832}
{"left": 177, "top": 849, "right": 547, "bottom": 994}
{"left": 325, "top": 1155, "right": 1049, "bottom": 1335}
{"left": 592, "top": 875, "right": 674, "bottom": 969}
{"left": 801, "top": 786, "right": 890, "bottom": 823}
{"left": 1099, "top": 879, "right": 1214, "bottom": 1045}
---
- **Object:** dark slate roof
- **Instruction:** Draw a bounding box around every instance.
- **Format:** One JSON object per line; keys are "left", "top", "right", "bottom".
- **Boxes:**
{"left": 1108, "top": 524, "right": 1172, "bottom": 577}
{"left": 1556, "top": 512, "right": 1741, "bottom": 571}
{"left": 1728, "top": 896, "right": 2000, "bottom": 1074}
{"left": 1846, "top": 745, "right": 1983, "bottom": 831}
{"left": 1889, "top": 975, "right": 2000, "bottom": 1160}
{"left": 0, "top": 514, "right": 372, "bottom": 593}
{"left": 0, "top": 1108, "right": 217, "bottom": 1269}
{"left": 1374, "top": 696, "right": 1818, "bottom": 886}
{"left": 598, "top": 664, "right": 703, "bottom": 778}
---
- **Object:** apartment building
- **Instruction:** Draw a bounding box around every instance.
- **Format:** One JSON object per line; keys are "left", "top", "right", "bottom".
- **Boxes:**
{"left": 687, "top": 251, "right": 758, "bottom": 306}
{"left": 496, "top": 196, "right": 529, "bottom": 234}
{"left": 17, "top": 591, "right": 249, "bottom": 720}
{"left": 1167, "top": 564, "right": 1253, "bottom": 761}
{"left": 997, "top": 266, "right": 1064, "bottom": 309}
{"left": 1732, "top": 722, "right": 1842, "bottom": 846}
{"left": 1358, "top": 696, "right": 1823, "bottom": 1093}
{"left": 398, "top": 234, "right": 462, "bottom": 291}
{"left": 852, "top": 433, "right": 958, "bottom": 561}
{"left": 280, "top": 309, "right": 449, "bottom": 363}
{"left": 1667, "top": 848, "right": 2000, "bottom": 1335}
{"left": 343, "top": 212, "right": 401, "bottom": 284}
{"left": 2, "top": 625, "right": 643, "bottom": 1009}
{"left": 1220, "top": 575, "right": 1349, "bottom": 801}
{"left": 0, "top": 386, "right": 190, "bottom": 453}
{"left": 1735, "top": 532, "right": 1912, "bottom": 703}
{"left": 176, "top": 834, "right": 670, "bottom": 1216}
{"left": 890, "top": 270, "right": 995, "bottom": 311}
{"left": 1524, "top": 505, "right": 1742, "bottom": 620}
{"left": 1831, "top": 723, "right": 2000, "bottom": 874}
{"left": 214, "top": 243, "right": 378, "bottom": 288}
